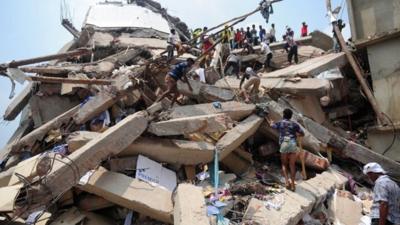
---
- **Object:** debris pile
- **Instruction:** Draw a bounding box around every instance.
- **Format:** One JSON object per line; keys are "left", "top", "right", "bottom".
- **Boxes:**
{"left": 0, "top": 1, "right": 399, "bottom": 225}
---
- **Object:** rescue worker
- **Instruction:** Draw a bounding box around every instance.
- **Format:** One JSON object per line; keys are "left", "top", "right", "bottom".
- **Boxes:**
{"left": 239, "top": 67, "right": 260, "bottom": 103}
{"left": 156, "top": 58, "right": 194, "bottom": 107}
{"left": 363, "top": 163, "right": 400, "bottom": 225}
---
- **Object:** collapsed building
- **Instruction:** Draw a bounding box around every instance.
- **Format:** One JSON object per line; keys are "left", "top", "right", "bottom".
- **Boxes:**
{"left": 0, "top": 0, "right": 399, "bottom": 225}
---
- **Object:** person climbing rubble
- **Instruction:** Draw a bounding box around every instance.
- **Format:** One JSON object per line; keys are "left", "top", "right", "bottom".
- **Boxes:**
{"left": 261, "top": 39, "right": 273, "bottom": 70}
{"left": 166, "top": 28, "right": 180, "bottom": 61}
{"left": 285, "top": 33, "right": 299, "bottom": 64}
{"left": 260, "top": 0, "right": 274, "bottom": 24}
{"left": 224, "top": 53, "right": 242, "bottom": 78}
{"left": 156, "top": 58, "right": 194, "bottom": 107}
{"left": 239, "top": 67, "right": 260, "bottom": 103}
{"left": 363, "top": 163, "right": 400, "bottom": 225}
{"left": 269, "top": 108, "right": 305, "bottom": 192}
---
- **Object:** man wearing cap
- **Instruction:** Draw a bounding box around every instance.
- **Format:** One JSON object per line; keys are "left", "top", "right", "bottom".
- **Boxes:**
{"left": 239, "top": 67, "right": 260, "bottom": 103}
{"left": 363, "top": 162, "right": 400, "bottom": 225}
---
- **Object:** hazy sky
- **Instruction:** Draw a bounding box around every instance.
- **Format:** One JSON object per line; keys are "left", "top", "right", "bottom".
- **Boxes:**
{"left": 0, "top": 0, "right": 349, "bottom": 147}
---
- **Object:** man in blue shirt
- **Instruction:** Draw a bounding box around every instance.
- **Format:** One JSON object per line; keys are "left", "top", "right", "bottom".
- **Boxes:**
{"left": 269, "top": 108, "right": 304, "bottom": 191}
{"left": 156, "top": 58, "right": 194, "bottom": 107}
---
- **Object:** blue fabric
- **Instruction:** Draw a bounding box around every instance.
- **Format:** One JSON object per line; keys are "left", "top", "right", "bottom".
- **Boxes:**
{"left": 170, "top": 62, "right": 189, "bottom": 80}
{"left": 272, "top": 119, "right": 304, "bottom": 145}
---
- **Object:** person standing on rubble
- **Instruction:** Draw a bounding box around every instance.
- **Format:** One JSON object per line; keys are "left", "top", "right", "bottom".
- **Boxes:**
{"left": 261, "top": 39, "right": 273, "bottom": 69}
{"left": 239, "top": 67, "right": 260, "bottom": 103}
{"left": 251, "top": 25, "right": 259, "bottom": 46}
{"left": 269, "top": 108, "right": 304, "bottom": 191}
{"left": 156, "top": 58, "right": 194, "bottom": 107}
{"left": 301, "top": 22, "right": 308, "bottom": 37}
{"left": 235, "top": 28, "right": 243, "bottom": 49}
{"left": 285, "top": 34, "right": 299, "bottom": 64}
{"left": 363, "top": 163, "right": 400, "bottom": 225}
{"left": 269, "top": 23, "right": 276, "bottom": 43}
{"left": 167, "top": 29, "right": 180, "bottom": 61}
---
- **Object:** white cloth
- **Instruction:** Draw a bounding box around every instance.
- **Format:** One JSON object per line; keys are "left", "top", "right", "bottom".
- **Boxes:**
{"left": 370, "top": 175, "right": 400, "bottom": 224}
{"left": 195, "top": 68, "right": 206, "bottom": 83}
{"left": 363, "top": 162, "right": 386, "bottom": 174}
{"left": 261, "top": 42, "right": 272, "bottom": 55}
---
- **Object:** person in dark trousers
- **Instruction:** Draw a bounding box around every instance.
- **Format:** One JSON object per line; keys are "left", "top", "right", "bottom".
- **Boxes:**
{"left": 246, "top": 27, "right": 252, "bottom": 45}
{"left": 261, "top": 40, "right": 273, "bottom": 69}
{"left": 167, "top": 29, "right": 179, "bottom": 60}
{"left": 251, "top": 24, "right": 258, "bottom": 46}
{"left": 224, "top": 53, "right": 241, "bottom": 78}
{"left": 269, "top": 23, "right": 276, "bottom": 43}
{"left": 301, "top": 22, "right": 308, "bottom": 37}
{"left": 332, "top": 19, "right": 346, "bottom": 52}
{"left": 363, "top": 163, "right": 400, "bottom": 225}
{"left": 259, "top": 25, "right": 266, "bottom": 42}
{"left": 260, "top": 0, "right": 274, "bottom": 24}
{"left": 285, "top": 35, "right": 298, "bottom": 64}
{"left": 156, "top": 58, "right": 194, "bottom": 107}
{"left": 269, "top": 108, "right": 304, "bottom": 191}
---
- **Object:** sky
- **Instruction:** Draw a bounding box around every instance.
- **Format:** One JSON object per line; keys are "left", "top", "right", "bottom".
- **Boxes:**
{"left": 0, "top": 0, "right": 350, "bottom": 147}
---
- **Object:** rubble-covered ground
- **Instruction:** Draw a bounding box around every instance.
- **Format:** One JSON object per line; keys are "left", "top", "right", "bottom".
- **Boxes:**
{"left": 0, "top": 1, "right": 398, "bottom": 225}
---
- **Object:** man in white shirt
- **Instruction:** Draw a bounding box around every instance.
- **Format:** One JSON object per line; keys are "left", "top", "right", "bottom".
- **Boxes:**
{"left": 364, "top": 163, "right": 400, "bottom": 225}
{"left": 261, "top": 40, "right": 273, "bottom": 69}
{"left": 167, "top": 29, "right": 180, "bottom": 60}
{"left": 269, "top": 23, "right": 276, "bottom": 43}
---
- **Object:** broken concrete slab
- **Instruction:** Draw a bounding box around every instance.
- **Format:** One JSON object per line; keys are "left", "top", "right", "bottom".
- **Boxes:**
{"left": 327, "top": 190, "right": 363, "bottom": 225}
{"left": 286, "top": 95, "right": 327, "bottom": 124}
{"left": 80, "top": 167, "right": 173, "bottom": 224}
{"left": 148, "top": 114, "right": 232, "bottom": 136}
{"left": 221, "top": 151, "right": 253, "bottom": 177}
{"left": 30, "top": 95, "right": 79, "bottom": 128}
{"left": 177, "top": 79, "right": 235, "bottom": 102}
{"left": 0, "top": 184, "right": 22, "bottom": 212}
{"left": 3, "top": 83, "right": 33, "bottom": 121}
{"left": 217, "top": 115, "right": 263, "bottom": 160}
{"left": 216, "top": 76, "right": 331, "bottom": 96}
{"left": 174, "top": 184, "right": 210, "bottom": 225}
{"left": 169, "top": 101, "right": 255, "bottom": 121}
{"left": 66, "top": 131, "right": 100, "bottom": 153}
{"left": 10, "top": 105, "right": 79, "bottom": 154}
{"left": 73, "top": 91, "right": 117, "bottom": 125}
{"left": 107, "top": 157, "right": 137, "bottom": 172}
{"left": 23, "top": 111, "right": 148, "bottom": 206}
{"left": 259, "top": 52, "right": 347, "bottom": 78}
{"left": 77, "top": 194, "right": 114, "bottom": 211}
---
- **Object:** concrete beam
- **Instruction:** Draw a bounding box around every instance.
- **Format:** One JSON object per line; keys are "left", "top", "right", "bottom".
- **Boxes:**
{"left": 66, "top": 133, "right": 215, "bottom": 165}
{"left": 20, "top": 111, "right": 148, "bottom": 209}
{"left": 259, "top": 52, "right": 346, "bottom": 78}
{"left": 73, "top": 91, "right": 117, "bottom": 125}
{"left": 217, "top": 115, "right": 263, "bottom": 160}
{"left": 169, "top": 101, "right": 255, "bottom": 121}
{"left": 148, "top": 114, "right": 232, "bottom": 136}
{"left": 174, "top": 184, "right": 210, "bottom": 225}
{"left": 177, "top": 79, "right": 235, "bottom": 102}
{"left": 216, "top": 77, "right": 331, "bottom": 96}
{"left": 80, "top": 167, "right": 173, "bottom": 224}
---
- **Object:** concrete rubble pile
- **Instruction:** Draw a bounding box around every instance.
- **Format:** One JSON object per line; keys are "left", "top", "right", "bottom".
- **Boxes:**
{"left": 0, "top": 1, "right": 399, "bottom": 225}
